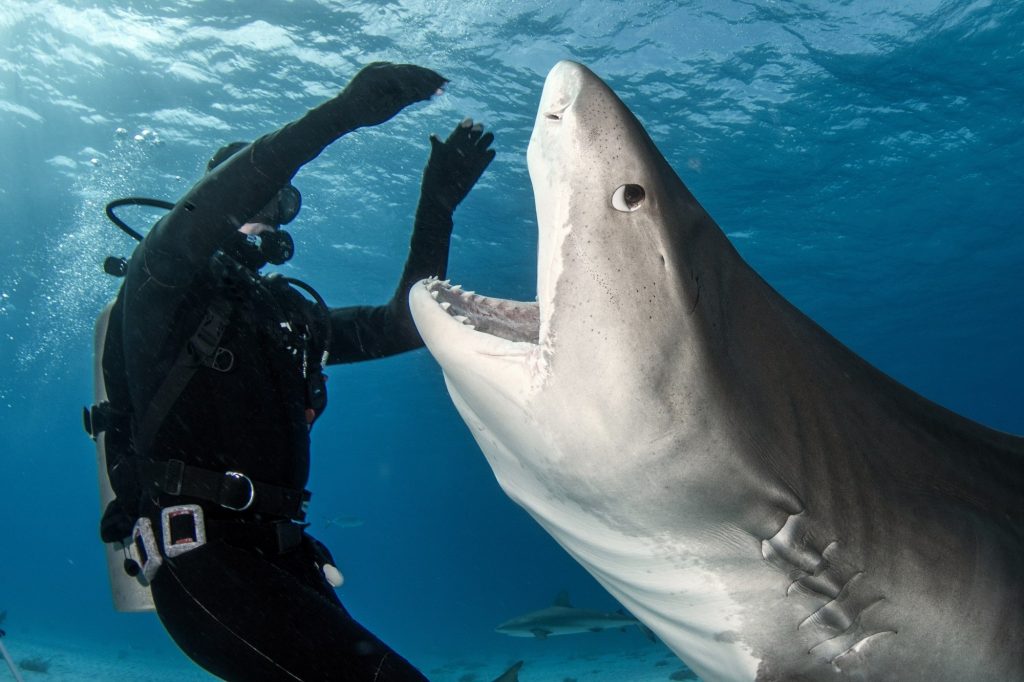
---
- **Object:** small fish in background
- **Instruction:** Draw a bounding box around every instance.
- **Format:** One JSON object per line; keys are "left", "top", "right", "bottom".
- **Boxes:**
{"left": 321, "top": 514, "right": 365, "bottom": 529}
{"left": 495, "top": 591, "right": 652, "bottom": 640}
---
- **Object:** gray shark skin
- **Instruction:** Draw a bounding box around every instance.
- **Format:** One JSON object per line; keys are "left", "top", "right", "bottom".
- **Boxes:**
{"left": 495, "top": 591, "right": 642, "bottom": 639}
{"left": 409, "top": 61, "right": 1023, "bottom": 682}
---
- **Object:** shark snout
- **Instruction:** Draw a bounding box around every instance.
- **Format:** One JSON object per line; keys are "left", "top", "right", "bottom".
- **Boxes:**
{"left": 538, "top": 60, "right": 588, "bottom": 121}
{"left": 528, "top": 61, "right": 590, "bottom": 175}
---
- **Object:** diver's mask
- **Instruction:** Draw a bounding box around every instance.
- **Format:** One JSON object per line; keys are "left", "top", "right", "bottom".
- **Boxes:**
{"left": 251, "top": 184, "right": 302, "bottom": 228}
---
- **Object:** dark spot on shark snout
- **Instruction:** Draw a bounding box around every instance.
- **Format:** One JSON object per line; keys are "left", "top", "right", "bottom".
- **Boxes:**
{"left": 715, "top": 630, "right": 739, "bottom": 643}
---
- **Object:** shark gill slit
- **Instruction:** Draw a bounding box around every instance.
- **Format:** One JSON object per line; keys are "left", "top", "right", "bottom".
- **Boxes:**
{"left": 806, "top": 597, "right": 893, "bottom": 661}
{"left": 797, "top": 571, "right": 866, "bottom": 630}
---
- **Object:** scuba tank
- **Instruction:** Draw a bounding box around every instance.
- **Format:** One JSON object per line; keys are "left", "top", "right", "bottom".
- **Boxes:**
{"left": 85, "top": 198, "right": 171, "bottom": 612}
{"left": 90, "top": 300, "right": 156, "bottom": 612}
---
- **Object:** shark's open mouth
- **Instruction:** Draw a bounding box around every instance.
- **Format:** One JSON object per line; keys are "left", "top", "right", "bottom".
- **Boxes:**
{"left": 421, "top": 278, "right": 540, "bottom": 345}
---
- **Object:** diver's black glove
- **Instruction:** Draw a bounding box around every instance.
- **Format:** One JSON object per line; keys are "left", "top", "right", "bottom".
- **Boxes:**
{"left": 339, "top": 62, "right": 447, "bottom": 130}
{"left": 421, "top": 118, "right": 496, "bottom": 215}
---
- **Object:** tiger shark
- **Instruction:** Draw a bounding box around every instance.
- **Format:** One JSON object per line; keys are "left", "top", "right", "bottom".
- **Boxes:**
{"left": 409, "top": 61, "right": 1023, "bottom": 681}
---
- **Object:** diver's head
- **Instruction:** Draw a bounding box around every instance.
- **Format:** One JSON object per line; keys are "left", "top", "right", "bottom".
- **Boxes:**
{"left": 207, "top": 141, "right": 302, "bottom": 269}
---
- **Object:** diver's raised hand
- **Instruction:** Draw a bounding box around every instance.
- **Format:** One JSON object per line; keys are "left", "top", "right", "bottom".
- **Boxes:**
{"left": 340, "top": 62, "right": 447, "bottom": 129}
{"left": 421, "top": 118, "right": 496, "bottom": 214}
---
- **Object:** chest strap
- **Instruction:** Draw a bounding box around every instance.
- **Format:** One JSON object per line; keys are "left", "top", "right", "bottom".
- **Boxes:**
{"left": 141, "top": 459, "right": 310, "bottom": 521}
{"left": 134, "top": 296, "right": 233, "bottom": 458}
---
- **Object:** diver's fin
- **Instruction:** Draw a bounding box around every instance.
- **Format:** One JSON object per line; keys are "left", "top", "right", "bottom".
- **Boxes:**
{"left": 490, "top": 660, "right": 523, "bottom": 682}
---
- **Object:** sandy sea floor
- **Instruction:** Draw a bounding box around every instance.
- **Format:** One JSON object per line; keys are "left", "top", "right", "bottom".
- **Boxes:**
{"left": 1, "top": 633, "right": 699, "bottom": 682}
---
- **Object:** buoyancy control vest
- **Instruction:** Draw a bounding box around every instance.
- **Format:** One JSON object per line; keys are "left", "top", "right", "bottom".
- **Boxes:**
{"left": 85, "top": 202, "right": 331, "bottom": 611}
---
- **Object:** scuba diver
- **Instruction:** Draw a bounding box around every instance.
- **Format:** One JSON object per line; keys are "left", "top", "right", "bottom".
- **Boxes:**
{"left": 89, "top": 62, "right": 497, "bottom": 681}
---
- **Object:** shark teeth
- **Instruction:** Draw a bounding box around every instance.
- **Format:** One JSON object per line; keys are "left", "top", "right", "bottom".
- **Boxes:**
{"left": 420, "top": 277, "right": 540, "bottom": 346}
{"left": 425, "top": 279, "right": 478, "bottom": 329}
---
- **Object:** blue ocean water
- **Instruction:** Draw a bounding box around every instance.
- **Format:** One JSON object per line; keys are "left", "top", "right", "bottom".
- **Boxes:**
{"left": 0, "top": 1, "right": 1021, "bottom": 679}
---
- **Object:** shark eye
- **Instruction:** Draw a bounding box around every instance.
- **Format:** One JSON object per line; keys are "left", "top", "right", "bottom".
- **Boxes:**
{"left": 611, "top": 184, "right": 645, "bottom": 212}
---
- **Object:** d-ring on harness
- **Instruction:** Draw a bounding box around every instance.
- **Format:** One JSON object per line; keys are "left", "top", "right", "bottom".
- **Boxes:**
{"left": 222, "top": 472, "right": 255, "bottom": 511}
{"left": 140, "top": 459, "right": 310, "bottom": 520}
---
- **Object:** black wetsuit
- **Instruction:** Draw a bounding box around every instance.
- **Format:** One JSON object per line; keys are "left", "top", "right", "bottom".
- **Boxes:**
{"left": 107, "top": 88, "right": 457, "bottom": 681}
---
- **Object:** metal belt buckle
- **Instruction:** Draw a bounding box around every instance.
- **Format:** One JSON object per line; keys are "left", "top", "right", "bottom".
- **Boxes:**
{"left": 130, "top": 517, "right": 163, "bottom": 584}
{"left": 161, "top": 504, "right": 207, "bottom": 558}
{"left": 221, "top": 471, "right": 255, "bottom": 511}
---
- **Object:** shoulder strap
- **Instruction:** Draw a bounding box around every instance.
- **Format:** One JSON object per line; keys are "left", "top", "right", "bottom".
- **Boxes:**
{"left": 133, "top": 296, "right": 233, "bottom": 457}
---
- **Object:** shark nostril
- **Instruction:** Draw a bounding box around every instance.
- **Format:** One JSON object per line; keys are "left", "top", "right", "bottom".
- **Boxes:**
{"left": 544, "top": 98, "right": 571, "bottom": 121}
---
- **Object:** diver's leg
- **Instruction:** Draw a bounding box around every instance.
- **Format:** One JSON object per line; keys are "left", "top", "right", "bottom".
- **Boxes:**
{"left": 151, "top": 539, "right": 429, "bottom": 682}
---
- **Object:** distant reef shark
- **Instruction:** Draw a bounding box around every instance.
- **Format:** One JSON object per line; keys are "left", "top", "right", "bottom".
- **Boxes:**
{"left": 495, "top": 591, "right": 648, "bottom": 639}
{"left": 410, "top": 61, "right": 1024, "bottom": 681}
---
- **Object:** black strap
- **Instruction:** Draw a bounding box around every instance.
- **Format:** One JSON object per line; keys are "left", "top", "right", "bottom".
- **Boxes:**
{"left": 134, "top": 297, "right": 233, "bottom": 457}
{"left": 83, "top": 403, "right": 104, "bottom": 438}
{"left": 203, "top": 518, "right": 306, "bottom": 555}
{"left": 83, "top": 400, "right": 129, "bottom": 439}
{"left": 141, "top": 459, "right": 310, "bottom": 521}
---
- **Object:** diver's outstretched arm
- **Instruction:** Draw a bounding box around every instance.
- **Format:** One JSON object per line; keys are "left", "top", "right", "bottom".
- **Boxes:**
{"left": 326, "top": 119, "right": 495, "bottom": 363}
{"left": 145, "top": 63, "right": 446, "bottom": 282}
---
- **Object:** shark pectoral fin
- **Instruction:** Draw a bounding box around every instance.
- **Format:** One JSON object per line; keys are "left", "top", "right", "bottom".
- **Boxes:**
{"left": 531, "top": 628, "right": 551, "bottom": 639}
{"left": 490, "top": 660, "right": 523, "bottom": 682}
